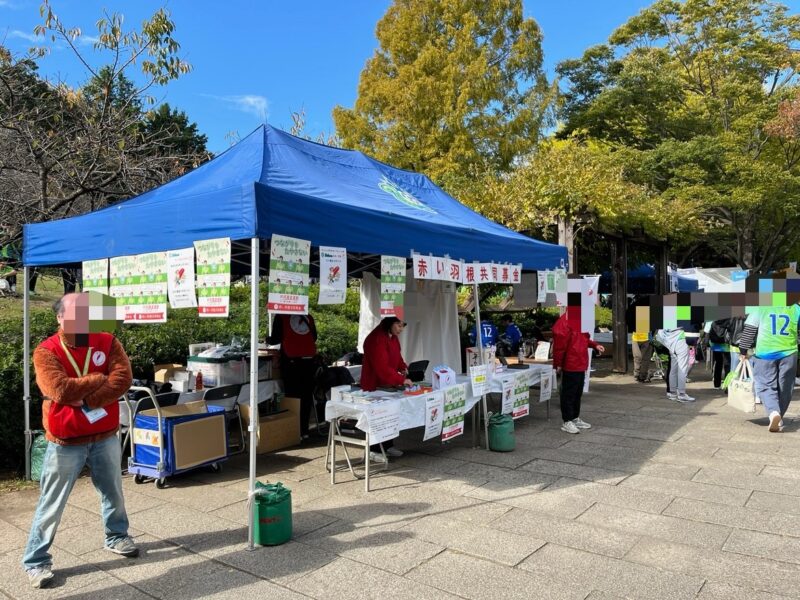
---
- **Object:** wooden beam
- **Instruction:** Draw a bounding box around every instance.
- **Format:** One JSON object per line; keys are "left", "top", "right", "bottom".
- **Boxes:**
{"left": 611, "top": 236, "right": 628, "bottom": 373}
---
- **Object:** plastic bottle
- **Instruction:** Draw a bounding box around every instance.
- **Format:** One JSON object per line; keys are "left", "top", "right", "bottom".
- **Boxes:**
{"left": 518, "top": 348, "right": 525, "bottom": 364}
{"left": 195, "top": 370, "right": 204, "bottom": 391}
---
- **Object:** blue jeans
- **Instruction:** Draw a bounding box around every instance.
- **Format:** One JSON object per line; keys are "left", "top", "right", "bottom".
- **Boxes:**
{"left": 752, "top": 354, "right": 797, "bottom": 418}
{"left": 22, "top": 435, "right": 130, "bottom": 570}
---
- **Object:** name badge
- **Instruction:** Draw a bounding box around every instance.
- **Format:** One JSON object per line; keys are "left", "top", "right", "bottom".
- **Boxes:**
{"left": 82, "top": 406, "right": 108, "bottom": 424}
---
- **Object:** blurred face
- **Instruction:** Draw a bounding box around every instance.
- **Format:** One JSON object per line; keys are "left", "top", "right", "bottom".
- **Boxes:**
{"left": 57, "top": 292, "right": 120, "bottom": 346}
{"left": 390, "top": 321, "right": 405, "bottom": 336}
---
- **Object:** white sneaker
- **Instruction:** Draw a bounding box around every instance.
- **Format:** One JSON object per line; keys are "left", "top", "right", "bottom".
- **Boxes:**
{"left": 561, "top": 420, "right": 580, "bottom": 434}
{"left": 769, "top": 411, "right": 782, "bottom": 433}
{"left": 26, "top": 566, "right": 54, "bottom": 589}
{"left": 666, "top": 392, "right": 677, "bottom": 401}
{"left": 676, "top": 393, "right": 695, "bottom": 403}
{"left": 369, "top": 451, "right": 388, "bottom": 464}
{"left": 572, "top": 417, "right": 591, "bottom": 430}
{"left": 385, "top": 447, "right": 403, "bottom": 458}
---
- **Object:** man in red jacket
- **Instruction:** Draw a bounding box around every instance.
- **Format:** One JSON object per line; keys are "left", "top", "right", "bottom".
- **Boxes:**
{"left": 23, "top": 293, "right": 136, "bottom": 589}
{"left": 552, "top": 313, "right": 604, "bottom": 434}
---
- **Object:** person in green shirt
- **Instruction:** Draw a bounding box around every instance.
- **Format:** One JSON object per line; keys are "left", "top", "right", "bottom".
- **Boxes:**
{"left": 738, "top": 304, "right": 800, "bottom": 432}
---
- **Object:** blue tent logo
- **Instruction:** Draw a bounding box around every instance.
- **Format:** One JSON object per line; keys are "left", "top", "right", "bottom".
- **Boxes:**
{"left": 378, "top": 176, "right": 436, "bottom": 214}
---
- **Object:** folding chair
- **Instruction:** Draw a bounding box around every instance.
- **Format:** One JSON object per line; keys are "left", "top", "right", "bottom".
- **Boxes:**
{"left": 203, "top": 384, "right": 245, "bottom": 454}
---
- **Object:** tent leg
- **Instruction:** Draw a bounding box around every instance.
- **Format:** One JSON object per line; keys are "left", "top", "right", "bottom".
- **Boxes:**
{"left": 473, "top": 283, "right": 489, "bottom": 449}
{"left": 247, "top": 238, "right": 260, "bottom": 550}
{"left": 23, "top": 266, "right": 32, "bottom": 480}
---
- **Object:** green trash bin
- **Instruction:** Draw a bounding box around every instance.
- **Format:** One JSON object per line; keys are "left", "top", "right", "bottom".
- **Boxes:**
{"left": 488, "top": 413, "right": 515, "bottom": 452}
{"left": 254, "top": 481, "right": 292, "bottom": 546}
{"left": 30, "top": 431, "right": 48, "bottom": 482}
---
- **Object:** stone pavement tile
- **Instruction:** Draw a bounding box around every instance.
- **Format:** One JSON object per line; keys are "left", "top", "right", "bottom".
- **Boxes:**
{"left": 567, "top": 433, "right": 664, "bottom": 452}
{"left": 747, "top": 491, "right": 800, "bottom": 516}
{"left": 442, "top": 445, "right": 550, "bottom": 468}
{"left": 49, "top": 575, "right": 156, "bottom": 600}
{"left": 664, "top": 497, "right": 800, "bottom": 537}
{"left": 399, "top": 514, "right": 545, "bottom": 566}
{"left": 128, "top": 502, "right": 240, "bottom": 549}
{"left": 223, "top": 478, "right": 330, "bottom": 509}
{"left": 289, "top": 556, "right": 461, "bottom": 600}
{"left": 620, "top": 473, "right": 752, "bottom": 506}
{"left": 590, "top": 425, "right": 681, "bottom": 443}
{"left": 519, "top": 459, "right": 629, "bottom": 485}
{"left": 387, "top": 486, "right": 514, "bottom": 525}
{"left": 128, "top": 476, "right": 250, "bottom": 512}
{"left": 545, "top": 477, "right": 674, "bottom": 514}
{"left": 74, "top": 485, "right": 167, "bottom": 516}
{"left": 53, "top": 525, "right": 144, "bottom": 557}
{"left": 0, "top": 548, "right": 108, "bottom": 600}
{"left": 200, "top": 538, "right": 337, "bottom": 586}
{"left": 297, "top": 487, "right": 434, "bottom": 528}
{"left": 296, "top": 519, "right": 443, "bottom": 575}
{"left": 406, "top": 549, "right": 587, "bottom": 600}
{"left": 625, "top": 461, "right": 700, "bottom": 481}
{"left": 0, "top": 518, "right": 29, "bottom": 553}
{"left": 492, "top": 508, "right": 639, "bottom": 558}
{"left": 514, "top": 445, "right": 599, "bottom": 466}
{"left": 625, "top": 538, "right": 800, "bottom": 596}
{"left": 724, "top": 528, "right": 800, "bottom": 565}
{"left": 762, "top": 466, "right": 800, "bottom": 481}
{"left": 520, "top": 543, "right": 705, "bottom": 600}
{"left": 1, "top": 497, "right": 97, "bottom": 533}
{"left": 463, "top": 472, "right": 559, "bottom": 505}
{"left": 696, "top": 581, "right": 795, "bottom": 600}
{"left": 582, "top": 593, "right": 627, "bottom": 600}
{"left": 577, "top": 503, "right": 732, "bottom": 550}
{"left": 694, "top": 466, "right": 800, "bottom": 496}
{"left": 712, "top": 448, "right": 795, "bottom": 469}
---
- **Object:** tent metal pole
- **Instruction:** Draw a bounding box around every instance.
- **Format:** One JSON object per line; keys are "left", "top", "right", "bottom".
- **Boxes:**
{"left": 23, "top": 266, "right": 32, "bottom": 480}
{"left": 473, "top": 283, "right": 489, "bottom": 449}
{"left": 247, "top": 238, "right": 260, "bottom": 550}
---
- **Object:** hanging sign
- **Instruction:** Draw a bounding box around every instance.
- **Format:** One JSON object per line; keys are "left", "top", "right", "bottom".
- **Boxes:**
{"left": 167, "top": 247, "right": 197, "bottom": 309}
{"left": 510, "top": 264, "right": 522, "bottom": 285}
{"left": 380, "top": 255, "right": 406, "bottom": 317}
{"left": 463, "top": 262, "right": 478, "bottom": 285}
{"left": 477, "top": 263, "right": 494, "bottom": 284}
{"left": 131, "top": 251, "right": 168, "bottom": 323}
{"left": 501, "top": 379, "right": 514, "bottom": 415}
{"left": 195, "top": 237, "right": 231, "bottom": 317}
{"left": 442, "top": 383, "right": 467, "bottom": 441}
{"left": 82, "top": 259, "right": 108, "bottom": 295}
{"left": 422, "top": 391, "right": 445, "bottom": 441}
{"left": 539, "top": 370, "right": 553, "bottom": 403}
{"left": 268, "top": 234, "right": 310, "bottom": 314}
{"left": 512, "top": 378, "right": 530, "bottom": 419}
{"left": 319, "top": 246, "right": 347, "bottom": 305}
{"left": 469, "top": 364, "right": 489, "bottom": 397}
{"left": 413, "top": 254, "right": 431, "bottom": 280}
{"left": 109, "top": 255, "right": 139, "bottom": 323}
{"left": 537, "top": 271, "right": 547, "bottom": 303}
{"left": 446, "top": 258, "right": 463, "bottom": 284}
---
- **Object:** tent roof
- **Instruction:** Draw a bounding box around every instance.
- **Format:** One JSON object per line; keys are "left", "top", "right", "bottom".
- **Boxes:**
{"left": 23, "top": 125, "right": 567, "bottom": 270}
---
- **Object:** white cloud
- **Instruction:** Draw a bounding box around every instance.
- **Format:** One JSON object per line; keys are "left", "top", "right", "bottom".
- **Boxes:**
{"left": 9, "top": 29, "right": 38, "bottom": 42}
{"left": 78, "top": 35, "right": 100, "bottom": 46}
{"left": 204, "top": 94, "right": 269, "bottom": 121}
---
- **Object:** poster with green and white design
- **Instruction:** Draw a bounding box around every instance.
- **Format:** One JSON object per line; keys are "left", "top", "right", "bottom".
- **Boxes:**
{"left": 268, "top": 234, "right": 310, "bottom": 314}
{"left": 441, "top": 383, "right": 467, "bottom": 441}
{"left": 380, "top": 255, "right": 406, "bottom": 318}
{"left": 132, "top": 252, "right": 168, "bottom": 323}
{"left": 109, "top": 255, "right": 139, "bottom": 323}
{"left": 194, "top": 238, "right": 231, "bottom": 318}
{"left": 82, "top": 259, "right": 109, "bottom": 295}
{"left": 512, "top": 378, "right": 530, "bottom": 420}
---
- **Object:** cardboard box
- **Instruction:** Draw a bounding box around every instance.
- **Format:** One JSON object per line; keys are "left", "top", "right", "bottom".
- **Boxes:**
{"left": 239, "top": 396, "right": 300, "bottom": 454}
{"left": 154, "top": 363, "right": 185, "bottom": 383}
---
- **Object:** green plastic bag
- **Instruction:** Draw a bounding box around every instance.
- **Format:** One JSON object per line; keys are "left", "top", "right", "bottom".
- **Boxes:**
{"left": 30, "top": 431, "right": 48, "bottom": 482}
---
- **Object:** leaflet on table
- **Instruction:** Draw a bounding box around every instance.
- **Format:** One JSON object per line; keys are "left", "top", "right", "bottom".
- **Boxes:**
{"left": 469, "top": 364, "right": 489, "bottom": 396}
{"left": 167, "top": 247, "right": 197, "bottom": 309}
{"left": 82, "top": 259, "right": 108, "bottom": 295}
{"left": 268, "top": 234, "right": 310, "bottom": 314}
{"left": 442, "top": 383, "right": 467, "bottom": 441}
{"left": 512, "top": 380, "right": 529, "bottom": 419}
{"left": 501, "top": 379, "right": 514, "bottom": 415}
{"left": 422, "top": 391, "right": 445, "bottom": 441}
{"left": 318, "top": 246, "right": 347, "bottom": 305}
{"left": 380, "top": 255, "right": 406, "bottom": 317}
{"left": 194, "top": 237, "right": 231, "bottom": 318}
{"left": 365, "top": 401, "right": 401, "bottom": 445}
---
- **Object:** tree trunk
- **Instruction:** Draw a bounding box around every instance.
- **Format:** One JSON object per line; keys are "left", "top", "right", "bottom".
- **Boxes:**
{"left": 611, "top": 236, "right": 628, "bottom": 374}
{"left": 557, "top": 215, "right": 575, "bottom": 274}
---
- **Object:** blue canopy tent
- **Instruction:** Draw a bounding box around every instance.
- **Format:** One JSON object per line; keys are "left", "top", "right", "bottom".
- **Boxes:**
{"left": 21, "top": 124, "right": 567, "bottom": 542}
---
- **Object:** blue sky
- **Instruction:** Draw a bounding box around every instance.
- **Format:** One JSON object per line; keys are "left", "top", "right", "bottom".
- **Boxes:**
{"left": 3, "top": 1, "right": 798, "bottom": 153}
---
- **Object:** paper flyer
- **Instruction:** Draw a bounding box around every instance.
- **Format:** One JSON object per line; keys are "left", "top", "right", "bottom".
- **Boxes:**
{"left": 512, "top": 379, "right": 530, "bottom": 419}
{"left": 380, "top": 255, "right": 406, "bottom": 318}
{"left": 194, "top": 238, "right": 231, "bottom": 317}
{"left": 539, "top": 370, "right": 553, "bottom": 403}
{"left": 366, "top": 401, "right": 401, "bottom": 445}
{"left": 130, "top": 251, "right": 168, "bottom": 323}
{"left": 422, "top": 391, "right": 445, "bottom": 441}
{"left": 109, "top": 255, "right": 139, "bottom": 323}
{"left": 319, "top": 246, "right": 347, "bottom": 305}
{"left": 469, "top": 364, "right": 489, "bottom": 397}
{"left": 268, "top": 234, "right": 310, "bottom": 314}
{"left": 167, "top": 247, "right": 197, "bottom": 309}
{"left": 82, "top": 259, "right": 108, "bottom": 295}
{"left": 501, "top": 379, "right": 514, "bottom": 415}
{"left": 442, "top": 383, "right": 467, "bottom": 441}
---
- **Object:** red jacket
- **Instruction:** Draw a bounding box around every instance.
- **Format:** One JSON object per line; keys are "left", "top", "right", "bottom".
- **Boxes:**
{"left": 552, "top": 314, "right": 600, "bottom": 372}
{"left": 360, "top": 326, "right": 407, "bottom": 391}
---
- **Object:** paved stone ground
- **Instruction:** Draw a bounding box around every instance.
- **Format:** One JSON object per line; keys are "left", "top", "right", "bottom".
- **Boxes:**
{"left": 3, "top": 364, "right": 800, "bottom": 599}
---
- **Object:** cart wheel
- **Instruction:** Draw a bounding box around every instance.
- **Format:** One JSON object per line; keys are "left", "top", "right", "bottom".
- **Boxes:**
{"left": 134, "top": 474, "right": 145, "bottom": 485}
{"left": 210, "top": 462, "right": 222, "bottom": 473}
{"left": 155, "top": 478, "right": 166, "bottom": 489}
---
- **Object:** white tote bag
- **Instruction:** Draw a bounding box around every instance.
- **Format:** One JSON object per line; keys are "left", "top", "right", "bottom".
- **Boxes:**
{"left": 727, "top": 357, "right": 756, "bottom": 413}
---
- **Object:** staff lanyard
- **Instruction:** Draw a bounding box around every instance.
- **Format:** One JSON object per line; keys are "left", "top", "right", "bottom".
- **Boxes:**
{"left": 59, "top": 337, "right": 92, "bottom": 378}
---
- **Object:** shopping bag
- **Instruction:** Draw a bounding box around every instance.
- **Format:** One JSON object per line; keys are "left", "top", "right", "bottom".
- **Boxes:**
{"left": 727, "top": 358, "right": 755, "bottom": 413}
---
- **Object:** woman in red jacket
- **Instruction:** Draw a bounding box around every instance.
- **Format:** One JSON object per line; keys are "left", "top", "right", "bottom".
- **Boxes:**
{"left": 360, "top": 317, "right": 411, "bottom": 460}
{"left": 552, "top": 313, "right": 604, "bottom": 435}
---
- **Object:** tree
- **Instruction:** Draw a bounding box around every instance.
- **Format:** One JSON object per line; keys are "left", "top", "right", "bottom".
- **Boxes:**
{"left": 556, "top": 0, "right": 800, "bottom": 271}
{"left": 332, "top": 0, "right": 553, "bottom": 201}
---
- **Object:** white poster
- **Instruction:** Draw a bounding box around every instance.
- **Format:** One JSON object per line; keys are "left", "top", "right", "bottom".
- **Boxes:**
{"left": 366, "top": 401, "right": 401, "bottom": 445}
{"left": 413, "top": 254, "right": 433, "bottom": 280}
{"left": 534, "top": 341, "right": 551, "bottom": 361}
{"left": 501, "top": 379, "right": 514, "bottom": 415}
{"left": 130, "top": 251, "right": 168, "bottom": 323}
{"left": 433, "top": 256, "right": 448, "bottom": 281}
{"left": 195, "top": 237, "right": 231, "bottom": 317}
{"left": 477, "top": 263, "right": 494, "bottom": 284}
{"left": 469, "top": 364, "right": 489, "bottom": 397}
{"left": 380, "top": 255, "right": 406, "bottom": 317}
{"left": 445, "top": 258, "right": 464, "bottom": 284}
{"left": 423, "top": 391, "right": 445, "bottom": 441}
{"left": 319, "top": 246, "right": 347, "bottom": 305}
{"left": 512, "top": 378, "right": 529, "bottom": 419}
{"left": 537, "top": 271, "right": 547, "bottom": 303}
{"left": 109, "top": 255, "right": 139, "bottom": 323}
{"left": 167, "top": 247, "right": 197, "bottom": 309}
{"left": 268, "top": 234, "right": 310, "bottom": 314}
{"left": 82, "top": 259, "right": 108, "bottom": 295}
{"left": 539, "top": 371, "right": 553, "bottom": 403}
{"left": 510, "top": 264, "right": 522, "bottom": 285}
{"left": 442, "top": 383, "right": 467, "bottom": 441}
{"left": 463, "top": 262, "right": 479, "bottom": 285}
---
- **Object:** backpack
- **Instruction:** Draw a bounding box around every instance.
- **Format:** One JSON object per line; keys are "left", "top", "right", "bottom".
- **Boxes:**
{"left": 728, "top": 317, "right": 746, "bottom": 347}
{"left": 708, "top": 320, "right": 729, "bottom": 345}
